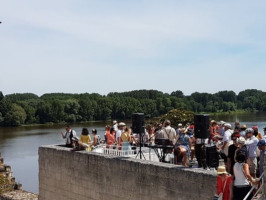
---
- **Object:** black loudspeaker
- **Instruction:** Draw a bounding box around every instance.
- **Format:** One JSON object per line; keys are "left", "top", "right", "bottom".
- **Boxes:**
{"left": 206, "top": 146, "right": 219, "bottom": 168}
{"left": 132, "top": 113, "right": 145, "bottom": 134}
{"left": 194, "top": 114, "right": 210, "bottom": 138}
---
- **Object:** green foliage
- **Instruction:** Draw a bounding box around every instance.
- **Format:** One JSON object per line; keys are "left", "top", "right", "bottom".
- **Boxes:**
{"left": 0, "top": 91, "right": 4, "bottom": 101}
{"left": 170, "top": 90, "right": 184, "bottom": 98}
{"left": 160, "top": 109, "right": 194, "bottom": 128}
{"left": 5, "top": 93, "right": 39, "bottom": 102}
{"left": 4, "top": 104, "right": 27, "bottom": 126}
{"left": 0, "top": 89, "right": 265, "bottom": 126}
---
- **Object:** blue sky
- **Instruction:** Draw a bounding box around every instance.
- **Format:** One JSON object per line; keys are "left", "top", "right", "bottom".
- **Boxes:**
{"left": 1, "top": 1, "right": 266, "bottom": 96}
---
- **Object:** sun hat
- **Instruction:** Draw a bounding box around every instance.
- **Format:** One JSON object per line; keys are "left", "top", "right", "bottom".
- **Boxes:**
{"left": 257, "top": 140, "right": 266, "bottom": 147}
{"left": 216, "top": 166, "right": 227, "bottom": 175}
{"left": 118, "top": 122, "right": 126, "bottom": 127}
{"left": 237, "top": 137, "right": 246, "bottom": 145}
{"left": 240, "top": 124, "right": 247, "bottom": 129}
{"left": 224, "top": 123, "right": 232, "bottom": 129}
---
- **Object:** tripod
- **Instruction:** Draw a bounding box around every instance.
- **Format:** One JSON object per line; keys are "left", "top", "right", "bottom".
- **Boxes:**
{"left": 135, "top": 132, "right": 146, "bottom": 160}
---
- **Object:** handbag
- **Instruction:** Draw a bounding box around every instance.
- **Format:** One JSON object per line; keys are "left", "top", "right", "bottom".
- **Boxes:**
{"left": 213, "top": 177, "right": 227, "bottom": 200}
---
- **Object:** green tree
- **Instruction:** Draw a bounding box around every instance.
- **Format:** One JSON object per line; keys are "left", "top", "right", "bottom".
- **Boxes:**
{"left": 0, "top": 91, "right": 4, "bottom": 101}
{"left": 160, "top": 109, "right": 194, "bottom": 128}
{"left": 170, "top": 90, "right": 184, "bottom": 98}
{"left": 4, "top": 104, "right": 27, "bottom": 126}
{"left": 214, "top": 90, "right": 237, "bottom": 102}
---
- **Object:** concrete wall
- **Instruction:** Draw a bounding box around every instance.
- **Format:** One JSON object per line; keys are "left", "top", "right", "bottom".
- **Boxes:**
{"left": 39, "top": 145, "right": 217, "bottom": 200}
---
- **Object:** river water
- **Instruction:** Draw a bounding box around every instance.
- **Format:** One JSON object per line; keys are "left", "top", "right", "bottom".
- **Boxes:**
{"left": 0, "top": 113, "right": 266, "bottom": 194}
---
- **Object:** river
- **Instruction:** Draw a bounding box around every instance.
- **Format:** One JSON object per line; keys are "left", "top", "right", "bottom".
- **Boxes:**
{"left": 0, "top": 113, "right": 265, "bottom": 194}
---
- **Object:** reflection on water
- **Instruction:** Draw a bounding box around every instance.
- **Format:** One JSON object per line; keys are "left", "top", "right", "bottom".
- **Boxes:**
{"left": 0, "top": 114, "right": 265, "bottom": 194}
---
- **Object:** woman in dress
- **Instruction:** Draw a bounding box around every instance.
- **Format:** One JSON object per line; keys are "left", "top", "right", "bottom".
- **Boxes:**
{"left": 120, "top": 126, "right": 131, "bottom": 150}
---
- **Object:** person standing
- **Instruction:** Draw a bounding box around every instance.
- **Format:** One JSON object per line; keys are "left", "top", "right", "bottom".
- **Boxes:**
{"left": 162, "top": 120, "right": 176, "bottom": 145}
{"left": 263, "top": 127, "right": 266, "bottom": 140}
{"left": 175, "top": 123, "right": 183, "bottom": 140}
{"left": 61, "top": 125, "right": 77, "bottom": 147}
{"left": 227, "top": 132, "right": 240, "bottom": 175}
{"left": 221, "top": 123, "right": 233, "bottom": 170}
{"left": 240, "top": 124, "right": 247, "bottom": 137}
{"left": 233, "top": 153, "right": 258, "bottom": 200}
{"left": 215, "top": 166, "right": 233, "bottom": 200}
{"left": 107, "top": 127, "right": 116, "bottom": 147}
{"left": 91, "top": 129, "right": 100, "bottom": 148}
{"left": 257, "top": 139, "right": 266, "bottom": 177}
{"left": 116, "top": 122, "right": 126, "bottom": 145}
{"left": 245, "top": 128, "right": 259, "bottom": 178}
{"left": 120, "top": 126, "right": 132, "bottom": 150}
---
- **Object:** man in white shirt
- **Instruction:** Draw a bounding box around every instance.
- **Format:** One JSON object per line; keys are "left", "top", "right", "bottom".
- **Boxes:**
{"left": 116, "top": 122, "right": 125, "bottom": 144}
{"left": 245, "top": 128, "right": 259, "bottom": 178}
{"left": 221, "top": 123, "right": 233, "bottom": 170}
{"left": 61, "top": 125, "right": 77, "bottom": 147}
{"left": 162, "top": 120, "right": 176, "bottom": 145}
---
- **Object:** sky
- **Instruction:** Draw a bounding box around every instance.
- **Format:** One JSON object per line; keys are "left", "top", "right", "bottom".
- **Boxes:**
{"left": 1, "top": 1, "right": 266, "bottom": 97}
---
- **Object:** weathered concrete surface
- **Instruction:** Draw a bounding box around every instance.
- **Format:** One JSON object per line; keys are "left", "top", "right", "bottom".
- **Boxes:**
{"left": 39, "top": 145, "right": 218, "bottom": 200}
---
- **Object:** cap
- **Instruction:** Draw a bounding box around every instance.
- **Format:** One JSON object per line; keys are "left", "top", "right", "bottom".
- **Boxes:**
{"left": 257, "top": 140, "right": 266, "bottom": 147}
{"left": 252, "top": 126, "right": 258, "bottom": 131}
{"left": 245, "top": 128, "right": 254, "bottom": 134}
{"left": 263, "top": 127, "right": 266, "bottom": 131}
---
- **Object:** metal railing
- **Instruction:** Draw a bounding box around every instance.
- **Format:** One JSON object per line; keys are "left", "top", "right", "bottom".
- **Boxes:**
{"left": 243, "top": 172, "right": 264, "bottom": 200}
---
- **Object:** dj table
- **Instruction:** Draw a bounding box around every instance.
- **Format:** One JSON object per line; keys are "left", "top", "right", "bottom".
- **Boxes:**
{"left": 147, "top": 144, "right": 174, "bottom": 163}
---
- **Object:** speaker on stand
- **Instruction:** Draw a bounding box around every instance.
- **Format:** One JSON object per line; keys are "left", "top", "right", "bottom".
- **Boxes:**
{"left": 132, "top": 113, "right": 145, "bottom": 159}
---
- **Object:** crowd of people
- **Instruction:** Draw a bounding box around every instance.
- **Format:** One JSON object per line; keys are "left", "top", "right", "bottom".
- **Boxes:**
{"left": 60, "top": 120, "right": 266, "bottom": 200}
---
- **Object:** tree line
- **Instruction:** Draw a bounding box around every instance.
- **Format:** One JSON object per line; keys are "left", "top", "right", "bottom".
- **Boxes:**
{"left": 0, "top": 89, "right": 265, "bottom": 126}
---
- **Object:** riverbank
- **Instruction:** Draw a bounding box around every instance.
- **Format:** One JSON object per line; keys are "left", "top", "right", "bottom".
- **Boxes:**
{"left": 0, "top": 190, "right": 38, "bottom": 200}
{"left": 0, "top": 152, "right": 38, "bottom": 200}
